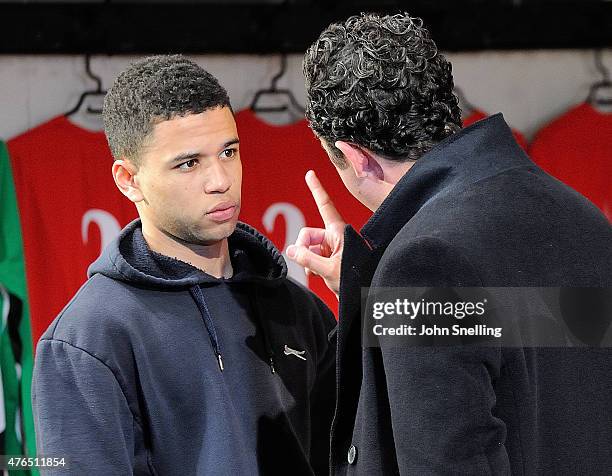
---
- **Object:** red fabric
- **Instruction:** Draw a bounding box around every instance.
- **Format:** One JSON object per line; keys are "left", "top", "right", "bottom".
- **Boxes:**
{"left": 236, "top": 109, "right": 371, "bottom": 315}
{"left": 529, "top": 103, "right": 611, "bottom": 221}
{"left": 463, "top": 109, "right": 529, "bottom": 151}
{"left": 8, "top": 117, "right": 138, "bottom": 344}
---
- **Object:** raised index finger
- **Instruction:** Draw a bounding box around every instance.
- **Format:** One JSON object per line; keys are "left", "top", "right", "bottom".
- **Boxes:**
{"left": 305, "top": 170, "right": 344, "bottom": 227}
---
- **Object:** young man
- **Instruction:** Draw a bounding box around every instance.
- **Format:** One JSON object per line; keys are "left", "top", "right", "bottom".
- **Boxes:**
{"left": 32, "top": 55, "right": 336, "bottom": 475}
{"left": 287, "top": 12, "right": 612, "bottom": 475}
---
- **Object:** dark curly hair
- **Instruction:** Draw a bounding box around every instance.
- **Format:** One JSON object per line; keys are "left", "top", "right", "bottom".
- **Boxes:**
{"left": 303, "top": 12, "right": 461, "bottom": 167}
{"left": 103, "top": 54, "right": 231, "bottom": 165}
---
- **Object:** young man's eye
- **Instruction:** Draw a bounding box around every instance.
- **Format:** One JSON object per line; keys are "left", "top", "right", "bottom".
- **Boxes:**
{"left": 221, "top": 148, "right": 237, "bottom": 159}
{"left": 178, "top": 159, "right": 198, "bottom": 170}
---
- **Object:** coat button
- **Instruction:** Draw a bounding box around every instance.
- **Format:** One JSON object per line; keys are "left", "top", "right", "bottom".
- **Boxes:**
{"left": 347, "top": 444, "right": 357, "bottom": 465}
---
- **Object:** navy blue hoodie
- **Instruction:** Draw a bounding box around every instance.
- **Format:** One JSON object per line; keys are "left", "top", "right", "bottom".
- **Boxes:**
{"left": 32, "top": 219, "right": 337, "bottom": 475}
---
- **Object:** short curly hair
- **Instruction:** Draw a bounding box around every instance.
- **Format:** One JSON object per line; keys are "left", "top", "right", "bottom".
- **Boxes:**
{"left": 303, "top": 12, "right": 461, "bottom": 167}
{"left": 103, "top": 54, "right": 231, "bottom": 165}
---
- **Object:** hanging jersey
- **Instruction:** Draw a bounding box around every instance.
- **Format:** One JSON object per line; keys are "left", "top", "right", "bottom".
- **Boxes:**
{"left": 463, "top": 109, "right": 528, "bottom": 151}
{"left": 235, "top": 109, "right": 371, "bottom": 313}
{"left": 529, "top": 103, "right": 611, "bottom": 221}
{"left": 7, "top": 118, "right": 138, "bottom": 345}
{"left": 0, "top": 285, "right": 24, "bottom": 459}
{"left": 0, "top": 141, "right": 36, "bottom": 470}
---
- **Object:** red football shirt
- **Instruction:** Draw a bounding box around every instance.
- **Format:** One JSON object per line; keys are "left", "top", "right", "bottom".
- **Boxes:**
{"left": 529, "top": 103, "right": 611, "bottom": 221}
{"left": 236, "top": 109, "right": 372, "bottom": 314}
{"left": 8, "top": 116, "right": 138, "bottom": 344}
{"left": 463, "top": 109, "right": 529, "bottom": 151}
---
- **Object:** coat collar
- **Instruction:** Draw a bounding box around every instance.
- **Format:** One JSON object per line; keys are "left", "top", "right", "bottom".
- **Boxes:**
{"left": 360, "top": 113, "right": 529, "bottom": 250}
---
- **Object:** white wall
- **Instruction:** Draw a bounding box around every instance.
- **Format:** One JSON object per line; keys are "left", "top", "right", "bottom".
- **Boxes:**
{"left": 1, "top": 49, "right": 611, "bottom": 141}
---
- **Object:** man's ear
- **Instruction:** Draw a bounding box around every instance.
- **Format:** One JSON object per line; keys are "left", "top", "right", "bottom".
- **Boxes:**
{"left": 112, "top": 159, "right": 145, "bottom": 203}
{"left": 335, "top": 141, "right": 384, "bottom": 180}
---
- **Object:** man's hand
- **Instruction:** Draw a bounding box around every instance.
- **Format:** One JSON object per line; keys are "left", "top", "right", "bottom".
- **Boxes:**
{"left": 286, "top": 170, "right": 345, "bottom": 298}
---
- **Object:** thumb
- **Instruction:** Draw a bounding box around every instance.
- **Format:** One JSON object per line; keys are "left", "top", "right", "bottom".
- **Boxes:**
{"left": 286, "top": 245, "right": 331, "bottom": 277}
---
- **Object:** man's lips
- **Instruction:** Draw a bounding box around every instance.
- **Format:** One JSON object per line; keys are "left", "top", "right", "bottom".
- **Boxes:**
{"left": 206, "top": 202, "right": 237, "bottom": 222}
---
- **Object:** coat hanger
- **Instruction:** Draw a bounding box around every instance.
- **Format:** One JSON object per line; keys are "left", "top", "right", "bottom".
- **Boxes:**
{"left": 454, "top": 86, "right": 476, "bottom": 117}
{"left": 587, "top": 49, "right": 612, "bottom": 106}
{"left": 66, "top": 55, "right": 106, "bottom": 116}
{"left": 250, "top": 54, "right": 305, "bottom": 114}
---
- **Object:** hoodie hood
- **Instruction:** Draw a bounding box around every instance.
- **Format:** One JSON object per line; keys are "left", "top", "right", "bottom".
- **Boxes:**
{"left": 88, "top": 219, "right": 287, "bottom": 289}
{"left": 88, "top": 218, "right": 287, "bottom": 373}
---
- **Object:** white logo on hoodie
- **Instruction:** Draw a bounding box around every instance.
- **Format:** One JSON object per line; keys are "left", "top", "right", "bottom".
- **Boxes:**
{"left": 284, "top": 345, "right": 307, "bottom": 361}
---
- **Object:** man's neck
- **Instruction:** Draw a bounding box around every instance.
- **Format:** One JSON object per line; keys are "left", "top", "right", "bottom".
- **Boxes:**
{"left": 369, "top": 159, "right": 416, "bottom": 211}
{"left": 141, "top": 223, "right": 233, "bottom": 279}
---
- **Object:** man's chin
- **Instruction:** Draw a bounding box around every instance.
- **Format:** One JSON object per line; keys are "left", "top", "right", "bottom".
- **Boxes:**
{"left": 191, "top": 220, "right": 238, "bottom": 246}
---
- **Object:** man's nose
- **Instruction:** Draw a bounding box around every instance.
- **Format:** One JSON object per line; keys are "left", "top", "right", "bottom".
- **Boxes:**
{"left": 204, "top": 161, "right": 231, "bottom": 194}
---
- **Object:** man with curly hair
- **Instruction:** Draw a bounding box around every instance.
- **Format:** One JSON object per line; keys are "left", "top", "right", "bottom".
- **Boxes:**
{"left": 287, "top": 12, "right": 612, "bottom": 475}
{"left": 31, "top": 55, "right": 336, "bottom": 475}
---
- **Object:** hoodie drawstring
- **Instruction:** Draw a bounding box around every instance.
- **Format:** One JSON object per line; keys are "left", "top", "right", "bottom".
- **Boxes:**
{"left": 189, "top": 286, "right": 224, "bottom": 372}
{"left": 189, "top": 284, "right": 277, "bottom": 374}
{"left": 246, "top": 287, "right": 277, "bottom": 374}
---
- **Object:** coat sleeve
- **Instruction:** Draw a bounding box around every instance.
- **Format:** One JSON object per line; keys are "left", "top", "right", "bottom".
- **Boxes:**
{"left": 308, "top": 298, "right": 338, "bottom": 476}
{"left": 374, "top": 236, "right": 511, "bottom": 475}
{"left": 32, "top": 338, "right": 137, "bottom": 475}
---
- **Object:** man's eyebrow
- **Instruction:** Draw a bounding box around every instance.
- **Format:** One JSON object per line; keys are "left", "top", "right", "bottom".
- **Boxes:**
{"left": 168, "top": 151, "right": 202, "bottom": 164}
{"left": 222, "top": 138, "right": 240, "bottom": 149}
{"left": 168, "top": 139, "right": 239, "bottom": 164}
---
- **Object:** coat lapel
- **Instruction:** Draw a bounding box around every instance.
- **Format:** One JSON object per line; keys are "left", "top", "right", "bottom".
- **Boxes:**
{"left": 330, "top": 225, "right": 381, "bottom": 464}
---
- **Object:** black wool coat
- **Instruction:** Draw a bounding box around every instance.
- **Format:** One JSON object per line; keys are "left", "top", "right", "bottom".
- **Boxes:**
{"left": 330, "top": 114, "right": 612, "bottom": 475}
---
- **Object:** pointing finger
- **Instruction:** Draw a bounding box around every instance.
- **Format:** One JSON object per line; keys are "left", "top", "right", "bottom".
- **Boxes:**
{"left": 305, "top": 170, "right": 344, "bottom": 228}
